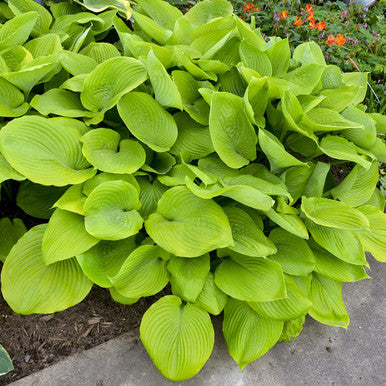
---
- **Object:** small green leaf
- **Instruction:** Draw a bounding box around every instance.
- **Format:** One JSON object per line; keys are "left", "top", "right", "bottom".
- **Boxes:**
{"left": 110, "top": 245, "right": 169, "bottom": 297}
{"left": 0, "top": 345, "right": 14, "bottom": 376}
{"left": 81, "top": 129, "right": 146, "bottom": 174}
{"left": 0, "top": 218, "right": 26, "bottom": 263}
{"left": 194, "top": 272, "right": 228, "bottom": 315}
{"left": 308, "top": 273, "right": 350, "bottom": 328}
{"left": 223, "top": 298, "right": 283, "bottom": 369}
{"left": 42, "top": 208, "right": 99, "bottom": 264}
{"left": 118, "top": 92, "right": 178, "bottom": 152}
{"left": 268, "top": 228, "right": 315, "bottom": 276}
{"left": 215, "top": 251, "right": 285, "bottom": 302}
{"left": 76, "top": 237, "right": 136, "bottom": 287}
{"left": 83, "top": 180, "right": 143, "bottom": 240}
{"left": 168, "top": 254, "right": 210, "bottom": 302}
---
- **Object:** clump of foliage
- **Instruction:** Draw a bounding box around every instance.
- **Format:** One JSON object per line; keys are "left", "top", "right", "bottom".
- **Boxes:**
{"left": 228, "top": 0, "right": 385, "bottom": 113}
{"left": 0, "top": 0, "right": 385, "bottom": 381}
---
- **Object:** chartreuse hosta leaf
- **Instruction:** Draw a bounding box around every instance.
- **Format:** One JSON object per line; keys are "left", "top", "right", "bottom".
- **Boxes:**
{"left": 280, "top": 316, "right": 306, "bottom": 343}
{"left": 268, "top": 228, "right": 315, "bottom": 276}
{"left": 110, "top": 245, "right": 170, "bottom": 298}
{"left": 356, "top": 206, "right": 386, "bottom": 262}
{"left": 308, "top": 273, "right": 350, "bottom": 328}
{"left": 16, "top": 181, "right": 66, "bottom": 219}
{"left": 258, "top": 128, "right": 306, "bottom": 172}
{"left": 301, "top": 196, "right": 369, "bottom": 231}
{"left": 81, "top": 128, "right": 146, "bottom": 174}
{"left": 42, "top": 208, "right": 99, "bottom": 264}
{"left": 76, "top": 0, "right": 132, "bottom": 17}
{"left": 0, "top": 153, "right": 25, "bottom": 183}
{"left": 248, "top": 274, "right": 312, "bottom": 320}
{"left": 0, "top": 11, "right": 38, "bottom": 50}
{"left": 80, "top": 57, "right": 147, "bottom": 117}
{"left": 310, "top": 240, "right": 369, "bottom": 282}
{"left": 145, "top": 186, "right": 233, "bottom": 257}
{"left": 0, "top": 116, "right": 96, "bottom": 186}
{"left": 215, "top": 251, "right": 285, "bottom": 302}
{"left": 331, "top": 161, "right": 378, "bottom": 207}
{"left": 194, "top": 272, "right": 228, "bottom": 315}
{"left": 31, "top": 89, "right": 95, "bottom": 118}
{"left": 223, "top": 206, "right": 276, "bottom": 257}
{"left": 53, "top": 184, "right": 87, "bottom": 215}
{"left": 0, "top": 344, "right": 14, "bottom": 376}
{"left": 0, "top": 218, "right": 26, "bottom": 263}
{"left": 266, "top": 209, "right": 309, "bottom": 239}
{"left": 167, "top": 254, "right": 210, "bottom": 302}
{"left": 1, "top": 224, "right": 93, "bottom": 315}
{"left": 170, "top": 112, "right": 214, "bottom": 160}
{"left": 146, "top": 49, "right": 183, "bottom": 109}
{"left": 209, "top": 92, "right": 257, "bottom": 169}
{"left": 0, "top": 78, "right": 29, "bottom": 118}
{"left": 306, "top": 220, "right": 367, "bottom": 266}
{"left": 8, "top": 0, "right": 52, "bottom": 35}
{"left": 83, "top": 180, "right": 143, "bottom": 240}
{"left": 109, "top": 287, "right": 139, "bottom": 305}
{"left": 76, "top": 237, "right": 137, "bottom": 287}
{"left": 118, "top": 92, "right": 178, "bottom": 152}
{"left": 293, "top": 41, "right": 325, "bottom": 66}
{"left": 140, "top": 295, "right": 214, "bottom": 381}
{"left": 223, "top": 298, "right": 283, "bottom": 369}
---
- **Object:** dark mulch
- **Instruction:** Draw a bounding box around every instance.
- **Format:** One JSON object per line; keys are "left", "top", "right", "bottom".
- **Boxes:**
{"left": 0, "top": 286, "right": 164, "bottom": 385}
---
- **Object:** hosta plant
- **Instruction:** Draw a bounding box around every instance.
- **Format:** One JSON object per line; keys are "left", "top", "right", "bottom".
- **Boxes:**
{"left": 0, "top": 0, "right": 385, "bottom": 381}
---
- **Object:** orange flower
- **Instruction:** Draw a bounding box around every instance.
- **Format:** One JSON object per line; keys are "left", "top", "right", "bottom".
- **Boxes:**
{"left": 278, "top": 10, "right": 289, "bottom": 20}
{"left": 326, "top": 34, "right": 336, "bottom": 46}
{"left": 293, "top": 16, "right": 303, "bottom": 27}
{"left": 306, "top": 13, "right": 315, "bottom": 23}
{"left": 253, "top": 7, "right": 259, "bottom": 12}
{"left": 336, "top": 33, "right": 346, "bottom": 46}
{"left": 308, "top": 21, "right": 316, "bottom": 29}
{"left": 315, "top": 21, "right": 326, "bottom": 30}
{"left": 305, "top": 4, "right": 313, "bottom": 13}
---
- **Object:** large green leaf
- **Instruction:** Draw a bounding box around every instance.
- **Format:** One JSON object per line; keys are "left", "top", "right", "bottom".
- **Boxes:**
{"left": 140, "top": 295, "right": 214, "bottom": 381}
{"left": 1, "top": 224, "right": 93, "bottom": 315}
{"left": 266, "top": 209, "right": 309, "bottom": 239}
{"left": 310, "top": 240, "right": 369, "bottom": 282}
{"left": 146, "top": 49, "right": 182, "bottom": 109}
{"left": 194, "top": 272, "right": 228, "bottom": 315}
{"left": 77, "top": 0, "right": 132, "bottom": 17}
{"left": 307, "top": 220, "right": 367, "bottom": 265}
{"left": 16, "top": 181, "right": 67, "bottom": 219}
{"left": 268, "top": 228, "right": 315, "bottom": 276}
{"left": 42, "top": 208, "right": 99, "bottom": 264}
{"left": 215, "top": 251, "right": 285, "bottom": 302}
{"left": 239, "top": 40, "right": 272, "bottom": 77}
{"left": 109, "top": 245, "right": 169, "bottom": 297}
{"left": 145, "top": 186, "right": 233, "bottom": 257}
{"left": 80, "top": 57, "right": 147, "bottom": 115}
{"left": 0, "top": 11, "right": 37, "bottom": 50}
{"left": 259, "top": 128, "right": 306, "bottom": 172}
{"left": 223, "top": 298, "right": 283, "bottom": 369}
{"left": 331, "top": 161, "right": 379, "bottom": 207}
{"left": 0, "top": 77, "right": 29, "bottom": 118}
{"left": 167, "top": 254, "right": 210, "bottom": 302}
{"left": 0, "top": 218, "right": 26, "bottom": 263}
{"left": 136, "top": 0, "right": 182, "bottom": 29}
{"left": 308, "top": 273, "right": 350, "bottom": 328}
{"left": 224, "top": 206, "right": 276, "bottom": 257}
{"left": 301, "top": 196, "right": 369, "bottom": 231}
{"left": 0, "top": 116, "right": 96, "bottom": 186}
{"left": 118, "top": 92, "right": 178, "bottom": 152}
{"left": 76, "top": 237, "right": 136, "bottom": 287}
{"left": 209, "top": 92, "right": 257, "bottom": 168}
{"left": 0, "top": 345, "right": 13, "bottom": 376}
{"left": 81, "top": 128, "right": 146, "bottom": 174}
{"left": 266, "top": 38, "right": 290, "bottom": 77}
{"left": 8, "top": 0, "right": 52, "bottom": 34}
{"left": 83, "top": 180, "right": 143, "bottom": 240}
{"left": 356, "top": 205, "right": 386, "bottom": 262}
{"left": 53, "top": 184, "right": 87, "bottom": 215}
{"left": 185, "top": 0, "right": 233, "bottom": 27}
{"left": 31, "top": 89, "right": 95, "bottom": 118}
{"left": 170, "top": 112, "right": 214, "bottom": 160}
{"left": 248, "top": 274, "right": 312, "bottom": 320}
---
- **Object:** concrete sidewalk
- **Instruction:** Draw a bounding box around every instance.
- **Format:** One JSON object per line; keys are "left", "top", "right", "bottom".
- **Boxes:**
{"left": 12, "top": 256, "right": 385, "bottom": 386}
